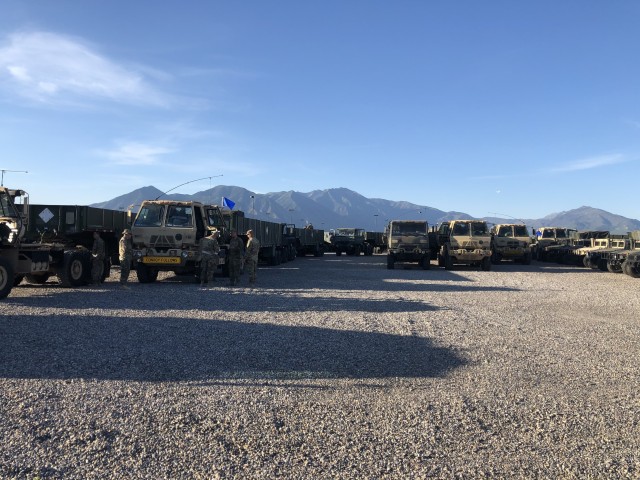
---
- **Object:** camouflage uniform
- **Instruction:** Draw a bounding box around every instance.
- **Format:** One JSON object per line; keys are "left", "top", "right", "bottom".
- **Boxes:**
{"left": 91, "top": 233, "right": 106, "bottom": 284}
{"left": 227, "top": 232, "right": 244, "bottom": 286}
{"left": 199, "top": 232, "right": 220, "bottom": 285}
{"left": 119, "top": 230, "right": 133, "bottom": 286}
{"left": 245, "top": 231, "right": 260, "bottom": 283}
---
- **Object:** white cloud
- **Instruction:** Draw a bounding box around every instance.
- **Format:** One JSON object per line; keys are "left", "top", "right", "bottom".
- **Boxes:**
{"left": 550, "top": 154, "right": 627, "bottom": 173}
{"left": 0, "top": 30, "right": 171, "bottom": 106}
{"left": 96, "top": 142, "right": 175, "bottom": 165}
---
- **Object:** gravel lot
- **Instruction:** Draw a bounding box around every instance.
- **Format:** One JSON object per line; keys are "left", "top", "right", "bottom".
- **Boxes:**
{"left": 1, "top": 255, "right": 639, "bottom": 479}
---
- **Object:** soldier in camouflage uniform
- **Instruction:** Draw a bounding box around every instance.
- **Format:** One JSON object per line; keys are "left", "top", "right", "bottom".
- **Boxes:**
{"left": 244, "top": 229, "right": 260, "bottom": 284}
{"left": 91, "top": 231, "right": 106, "bottom": 284}
{"left": 227, "top": 229, "right": 244, "bottom": 286}
{"left": 119, "top": 229, "right": 133, "bottom": 288}
{"left": 199, "top": 229, "right": 220, "bottom": 286}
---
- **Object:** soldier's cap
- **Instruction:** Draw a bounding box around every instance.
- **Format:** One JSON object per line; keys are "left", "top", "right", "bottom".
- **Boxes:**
{"left": 122, "top": 229, "right": 131, "bottom": 235}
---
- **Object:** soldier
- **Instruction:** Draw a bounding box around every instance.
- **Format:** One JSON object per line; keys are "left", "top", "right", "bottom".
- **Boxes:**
{"left": 227, "top": 229, "right": 244, "bottom": 286}
{"left": 119, "top": 229, "right": 133, "bottom": 288}
{"left": 199, "top": 229, "right": 220, "bottom": 286}
{"left": 91, "top": 231, "right": 106, "bottom": 284}
{"left": 245, "top": 229, "right": 260, "bottom": 284}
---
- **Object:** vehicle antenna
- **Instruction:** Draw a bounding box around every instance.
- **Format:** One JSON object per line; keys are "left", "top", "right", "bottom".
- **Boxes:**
{"left": 0, "top": 169, "right": 28, "bottom": 186}
{"left": 155, "top": 175, "right": 223, "bottom": 200}
{"left": 488, "top": 212, "right": 526, "bottom": 224}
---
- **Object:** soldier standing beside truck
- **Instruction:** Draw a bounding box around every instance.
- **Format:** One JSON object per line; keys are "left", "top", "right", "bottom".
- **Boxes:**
{"left": 245, "top": 229, "right": 260, "bottom": 284}
{"left": 198, "top": 229, "right": 220, "bottom": 286}
{"left": 91, "top": 231, "right": 106, "bottom": 284}
{"left": 227, "top": 229, "right": 244, "bottom": 286}
{"left": 119, "top": 229, "right": 133, "bottom": 288}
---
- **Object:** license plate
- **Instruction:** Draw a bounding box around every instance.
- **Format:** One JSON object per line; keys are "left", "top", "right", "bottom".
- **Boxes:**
{"left": 143, "top": 256, "right": 181, "bottom": 265}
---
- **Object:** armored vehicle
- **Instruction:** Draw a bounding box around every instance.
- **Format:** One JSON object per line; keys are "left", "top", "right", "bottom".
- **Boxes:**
{"left": 490, "top": 223, "right": 532, "bottom": 264}
{"left": 385, "top": 220, "right": 431, "bottom": 270}
{"left": 331, "top": 228, "right": 373, "bottom": 256}
{"left": 550, "top": 231, "right": 610, "bottom": 265}
{"left": 584, "top": 236, "right": 628, "bottom": 271}
{"left": 435, "top": 220, "right": 492, "bottom": 270}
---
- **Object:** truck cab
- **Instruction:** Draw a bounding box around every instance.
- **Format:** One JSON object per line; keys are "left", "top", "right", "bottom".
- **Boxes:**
{"left": 385, "top": 220, "right": 431, "bottom": 270}
{"left": 436, "top": 220, "right": 492, "bottom": 270}
{"left": 490, "top": 223, "right": 532, "bottom": 264}
{"left": 131, "top": 200, "right": 224, "bottom": 282}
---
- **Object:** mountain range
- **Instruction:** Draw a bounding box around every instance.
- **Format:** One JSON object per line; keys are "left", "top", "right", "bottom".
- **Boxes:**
{"left": 91, "top": 185, "right": 640, "bottom": 234}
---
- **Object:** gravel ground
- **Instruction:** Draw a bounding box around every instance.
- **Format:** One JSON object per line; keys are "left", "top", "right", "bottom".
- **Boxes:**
{"left": 1, "top": 255, "right": 639, "bottom": 479}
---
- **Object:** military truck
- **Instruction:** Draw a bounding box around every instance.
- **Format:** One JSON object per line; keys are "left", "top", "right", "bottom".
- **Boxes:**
{"left": 532, "top": 227, "right": 575, "bottom": 261}
{"left": 435, "top": 220, "right": 492, "bottom": 270}
{"left": 490, "top": 223, "right": 532, "bottom": 264}
{"left": 550, "top": 231, "right": 610, "bottom": 265}
{"left": 331, "top": 228, "right": 373, "bottom": 256}
{"left": 364, "top": 231, "right": 386, "bottom": 254}
{"left": 0, "top": 187, "right": 128, "bottom": 298}
{"left": 623, "top": 249, "right": 640, "bottom": 278}
{"left": 130, "top": 199, "right": 298, "bottom": 282}
{"left": 385, "top": 220, "right": 431, "bottom": 270}
{"left": 283, "top": 224, "right": 325, "bottom": 258}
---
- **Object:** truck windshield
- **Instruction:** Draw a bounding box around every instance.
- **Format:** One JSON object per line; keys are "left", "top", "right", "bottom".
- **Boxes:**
{"left": 556, "top": 229, "right": 568, "bottom": 238}
{"left": 513, "top": 225, "right": 529, "bottom": 237}
{"left": 335, "top": 228, "right": 356, "bottom": 237}
{"left": 0, "top": 193, "right": 18, "bottom": 218}
{"left": 470, "top": 222, "right": 487, "bottom": 235}
{"left": 166, "top": 206, "right": 193, "bottom": 227}
{"left": 393, "top": 222, "right": 426, "bottom": 235}
{"left": 541, "top": 229, "right": 555, "bottom": 239}
{"left": 452, "top": 223, "right": 470, "bottom": 235}
{"left": 134, "top": 204, "right": 165, "bottom": 227}
{"left": 497, "top": 226, "right": 513, "bottom": 237}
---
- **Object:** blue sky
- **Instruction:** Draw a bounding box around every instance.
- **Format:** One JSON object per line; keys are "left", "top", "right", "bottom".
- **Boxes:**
{"left": 1, "top": 1, "right": 639, "bottom": 220}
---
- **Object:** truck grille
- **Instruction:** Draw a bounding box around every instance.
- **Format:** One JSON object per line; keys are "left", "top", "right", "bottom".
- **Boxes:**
{"left": 150, "top": 235, "right": 178, "bottom": 248}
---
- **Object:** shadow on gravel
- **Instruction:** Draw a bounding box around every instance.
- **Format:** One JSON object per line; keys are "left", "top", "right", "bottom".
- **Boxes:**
{"left": 0, "top": 315, "right": 467, "bottom": 381}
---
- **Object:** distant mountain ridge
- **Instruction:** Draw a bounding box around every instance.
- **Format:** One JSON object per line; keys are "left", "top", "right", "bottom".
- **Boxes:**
{"left": 92, "top": 186, "right": 640, "bottom": 234}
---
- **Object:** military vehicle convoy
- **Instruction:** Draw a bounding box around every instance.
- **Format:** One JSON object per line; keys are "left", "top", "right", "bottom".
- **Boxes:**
{"left": 330, "top": 228, "right": 373, "bottom": 256}
{"left": 435, "top": 220, "right": 492, "bottom": 270}
{"left": 385, "top": 220, "right": 432, "bottom": 270}
{"left": 0, "top": 187, "right": 128, "bottom": 298}
{"left": 490, "top": 223, "right": 532, "bottom": 264}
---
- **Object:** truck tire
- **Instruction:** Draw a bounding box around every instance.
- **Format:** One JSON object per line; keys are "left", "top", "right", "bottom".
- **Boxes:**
{"left": 13, "top": 274, "right": 25, "bottom": 287}
{"left": 26, "top": 274, "right": 50, "bottom": 284}
{"left": 607, "top": 262, "right": 622, "bottom": 274}
{"left": 136, "top": 263, "right": 158, "bottom": 283}
{"left": 421, "top": 256, "right": 431, "bottom": 270}
{"left": 387, "top": 255, "right": 395, "bottom": 269}
{"left": 0, "top": 257, "right": 14, "bottom": 299}
{"left": 624, "top": 261, "right": 640, "bottom": 278}
{"left": 481, "top": 256, "right": 492, "bottom": 271}
{"left": 444, "top": 248, "right": 454, "bottom": 270}
{"left": 59, "top": 250, "right": 89, "bottom": 287}
{"left": 522, "top": 252, "right": 532, "bottom": 265}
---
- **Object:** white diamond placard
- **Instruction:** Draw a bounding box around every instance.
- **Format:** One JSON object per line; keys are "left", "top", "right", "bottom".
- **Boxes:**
{"left": 39, "top": 208, "right": 55, "bottom": 224}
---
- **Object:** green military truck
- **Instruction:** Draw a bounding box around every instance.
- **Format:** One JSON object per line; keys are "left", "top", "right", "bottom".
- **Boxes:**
{"left": 331, "top": 228, "right": 373, "bottom": 256}
{"left": 435, "top": 220, "right": 492, "bottom": 271}
{"left": 385, "top": 220, "right": 431, "bottom": 270}
{"left": 0, "top": 187, "right": 128, "bottom": 298}
{"left": 490, "top": 223, "right": 533, "bottom": 264}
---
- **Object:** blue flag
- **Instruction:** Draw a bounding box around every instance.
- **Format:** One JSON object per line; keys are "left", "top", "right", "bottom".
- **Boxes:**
{"left": 222, "top": 196, "right": 235, "bottom": 210}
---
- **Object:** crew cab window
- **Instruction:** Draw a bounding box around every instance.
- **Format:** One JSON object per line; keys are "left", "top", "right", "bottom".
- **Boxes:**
{"left": 166, "top": 206, "right": 193, "bottom": 227}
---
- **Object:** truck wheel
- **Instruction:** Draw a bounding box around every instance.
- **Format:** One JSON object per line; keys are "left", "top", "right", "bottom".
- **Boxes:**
{"left": 136, "top": 263, "right": 158, "bottom": 283}
{"left": 13, "top": 274, "right": 25, "bottom": 287}
{"left": 491, "top": 251, "right": 501, "bottom": 265}
{"left": 607, "top": 262, "right": 622, "bottom": 274}
{"left": 624, "top": 262, "right": 640, "bottom": 278}
{"left": 444, "top": 248, "right": 454, "bottom": 270}
{"left": 0, "top": 257, "right": 14, "bottom": 299}
{"left": 522, "top": 252, "right": 532, "bottom": 265}
{"left": 582, "top": 256, "right": 591, "bottom": 268}
{"left": 59, "top": 251, "right": 88, "bottom": 287}
{"left": 26, "top": 274, "right": 50, "bottom": 284}
{"left": 386, "top": 256, "right": 395, "bottom": 269}
{"left": 421, "top": 257, "right": 431, "bottom": 270}
{"left": 481, "top": 256, "right": 492, "bottom": 271}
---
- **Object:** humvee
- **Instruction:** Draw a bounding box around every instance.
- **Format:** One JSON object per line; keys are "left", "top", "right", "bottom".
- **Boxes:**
{"left": 435, "top": 220, "right": 492, "bottom": 270}
{"left": 532, "top": 227, "right": 575, "bottom": 261}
